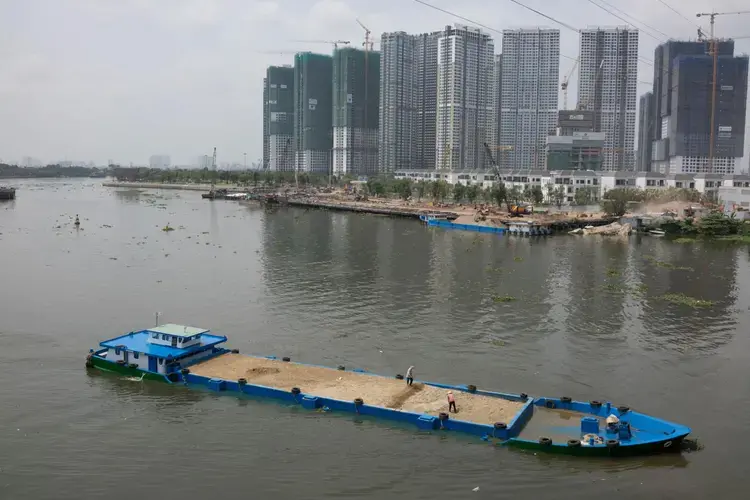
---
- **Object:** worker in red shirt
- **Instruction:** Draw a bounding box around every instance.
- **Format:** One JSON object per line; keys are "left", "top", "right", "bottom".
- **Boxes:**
{"left": 447, "top": 391, "right": 457, "bottom": 413}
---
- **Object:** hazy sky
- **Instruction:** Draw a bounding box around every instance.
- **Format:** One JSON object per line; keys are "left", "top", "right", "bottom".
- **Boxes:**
{"left": 1, "top": 0, "right": 749, "bottom": 166}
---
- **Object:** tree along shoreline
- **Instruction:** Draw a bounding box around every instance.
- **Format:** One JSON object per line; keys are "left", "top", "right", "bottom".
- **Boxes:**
{"left": 0, "top": 164, "right": 107, "bottom": 179}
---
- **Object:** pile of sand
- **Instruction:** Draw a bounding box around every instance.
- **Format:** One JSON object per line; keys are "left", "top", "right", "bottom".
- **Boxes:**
{"left": 192, "top": 354, "right": 522, "bottom": 426}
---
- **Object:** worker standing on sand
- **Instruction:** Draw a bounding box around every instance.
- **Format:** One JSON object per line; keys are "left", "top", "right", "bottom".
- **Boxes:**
{"left": 405, "top": 366, "right": 414, "bottom": 386}
{"left": 447, "top": 391, "right": 457, "bottom": 413}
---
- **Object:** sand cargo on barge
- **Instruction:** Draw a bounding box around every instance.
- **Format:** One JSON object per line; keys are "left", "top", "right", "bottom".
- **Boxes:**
{"left": 86, "top": 323, "right": 692, "bottom": 456}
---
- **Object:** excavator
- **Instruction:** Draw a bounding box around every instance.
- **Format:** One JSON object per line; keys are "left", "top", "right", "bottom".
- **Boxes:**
{"left": 483, "top": 142, "right": 532, "bottom": 217}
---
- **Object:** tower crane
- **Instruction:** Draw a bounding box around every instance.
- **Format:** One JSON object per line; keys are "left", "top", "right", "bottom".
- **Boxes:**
{"left": 356, "top": 18, "right": 374, "bottom": 51}
{"left": 577, "top": 59, "right": 605, "bottom": 111}
{"left": 695, "top": 10, "right": 750, "bottom": 173}
{"left": 356, "top": 18, "right": 374, "bottom": 144}
{"left": 561, "top": 58, "right": 579, "bottom": 111}
{"left": 291, "top": 40, "right": 350, "bottom": 51}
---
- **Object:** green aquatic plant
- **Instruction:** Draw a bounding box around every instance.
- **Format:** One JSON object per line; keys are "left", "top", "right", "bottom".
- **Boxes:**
{"left": 644, "top": 255, "right": 693, "bottom": 271}
{"left": 513, "top": 256, "right": 524, "bottom": 262}
{"left": 673, "top": 237, "right": 696, "bottom": 244}
{"left": 492, "top": 295, "right": 516, "bottom": 303}
{"left": 606, "top": 268, "right": 621, "bottom": 277}
{"left": 659, "top": 293, "right": 714, "bottom": 308}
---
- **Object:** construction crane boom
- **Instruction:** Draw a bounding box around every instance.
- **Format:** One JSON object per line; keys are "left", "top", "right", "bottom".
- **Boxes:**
{"left": 356, "top": 18, "right": 373, "bottom": 51}
{"left": 578, "top": 59, "right": 604, "bottom": 111}
{"left": 695, "top": 10, "right": 750, "bottom": 173}
{"left": 561, "top": 58, "right": 579, "bottom": 110}
{"left": 291, "top": 39, "right": 350, "bottom": 50}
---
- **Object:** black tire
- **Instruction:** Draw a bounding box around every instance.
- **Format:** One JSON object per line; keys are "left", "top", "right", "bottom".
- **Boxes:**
{"left": 238, "top": 378, "right": 247, "bottom": 385}
{"left": 354, "top": 398, "right": 364, "bottom": 406}
{"left": 231, "top": 349, "right": 239, "bottom": 354}
{"left": 439, "top": 412, "right": 449, "bottom": 421}
{"left": 181, "top": 368, "right": 190, "bottom": 375}
{"left": 467, "top": 384, "right": 477, "bottom": 393}
{"left": 128, "top": 364, "right": 138, "bottom": 369}
{"left": 167, "top": 373, "right": 179, "bottom": 383}
{"left": 520, "top": 393, "right": 528, "bottom": 400}
{"left": 545, "top": 400, "right": 556, "bottom": 409}
{"left": 606, "top": 439, "right": 620, "bottom": 448}
{"left": 494, "top": 422, "right": 507, "bottom": 430}
{"left": 590, "top": 400, "right": 602, "bottom": 407}
{"left": 567, "top": 439, "right": 581, "bottom": 447}
{"left": 291, "top": 387, "right": 301, "bottom": 395}
{"left": 561, "top": 396, "right": 572, "bottom": 403}
{"left": 539, "top": 437, "right": 553, "bottom": 446}
{"left": 337, "top": 365, "right": 345, "bottom": 371}
{"left": 116, "top": 360, "right": 126, "bottom": 365}
{"left": 617, "top": 405, "right": 630, "bottom": 414}
{"left": 282, "top": 357, "right": 291, "bottom": 362}
{"left": 395, "top": 374, "right": 404, "bottom": 380}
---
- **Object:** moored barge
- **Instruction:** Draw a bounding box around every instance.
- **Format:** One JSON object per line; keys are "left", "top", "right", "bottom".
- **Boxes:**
{"left": 87, "top": 323, "right": 692, "bottom": 456}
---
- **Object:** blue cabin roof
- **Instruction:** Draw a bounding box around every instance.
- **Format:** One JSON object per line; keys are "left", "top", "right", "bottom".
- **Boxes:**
{"left": 100, "top": 327, "right": 227, "bottom": 359}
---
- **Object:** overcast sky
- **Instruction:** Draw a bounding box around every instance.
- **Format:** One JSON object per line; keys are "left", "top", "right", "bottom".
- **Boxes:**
{"left": 1, "top": 0, "right": 748, "bottom": 166}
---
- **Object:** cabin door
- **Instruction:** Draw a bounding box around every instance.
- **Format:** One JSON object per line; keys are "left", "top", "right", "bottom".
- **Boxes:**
{"left": 123, "top": 351, "right": 129, "bottom": 364}
{"left": 148, "top": 356, "right": 158, "bottom": 372}
{"left": 171, "top": 336, "right": 178, "bottom": 347}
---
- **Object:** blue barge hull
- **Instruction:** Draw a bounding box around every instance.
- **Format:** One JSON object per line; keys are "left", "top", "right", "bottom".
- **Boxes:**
{"left": 87, "top": 335, "right": 692, "bottom": 457}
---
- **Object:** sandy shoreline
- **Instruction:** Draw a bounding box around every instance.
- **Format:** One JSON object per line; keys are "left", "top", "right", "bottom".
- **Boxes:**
{"left": 191, "top": 354, "right": 523, "bottom": 426}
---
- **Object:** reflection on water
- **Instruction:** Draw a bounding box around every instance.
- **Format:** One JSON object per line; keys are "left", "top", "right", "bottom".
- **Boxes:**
{"left": 1, "top": 179, "right": 749, "bottom": 500}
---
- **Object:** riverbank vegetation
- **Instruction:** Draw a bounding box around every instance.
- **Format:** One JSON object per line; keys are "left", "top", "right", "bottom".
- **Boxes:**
{"left": 0, "top": 163, "right": 106, "bottom": 178}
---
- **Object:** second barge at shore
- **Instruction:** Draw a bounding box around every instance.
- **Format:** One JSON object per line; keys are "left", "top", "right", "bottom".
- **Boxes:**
{"left": 87, "top": 323, "right": 692, "bottom": 456}
{"left": 286, "top": 198, "right": 459, "bottom": 220}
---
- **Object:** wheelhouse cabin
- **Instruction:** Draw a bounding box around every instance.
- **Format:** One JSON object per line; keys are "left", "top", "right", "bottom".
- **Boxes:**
{"left": 97, "top": 324, "right": 227, "bottom": 375}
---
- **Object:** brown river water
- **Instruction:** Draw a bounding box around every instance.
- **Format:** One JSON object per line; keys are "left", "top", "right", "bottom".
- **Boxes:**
{"left": 1, "top": 179, "right": 749, "bottom": 499}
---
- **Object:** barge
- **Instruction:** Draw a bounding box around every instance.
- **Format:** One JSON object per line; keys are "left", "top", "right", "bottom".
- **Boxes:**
{"left": 86, "top": 323, "right": 692, "bottom": 456}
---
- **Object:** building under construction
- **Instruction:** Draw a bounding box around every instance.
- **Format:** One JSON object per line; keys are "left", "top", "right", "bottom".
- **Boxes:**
{"left": 294, "top": 52, "right": 333, "bottom": 174}
{"left": 332, "top": 47, "right": 380, "bottom": 176}
{"left": 263, "top": 66, "right": 295, "bottom": 172}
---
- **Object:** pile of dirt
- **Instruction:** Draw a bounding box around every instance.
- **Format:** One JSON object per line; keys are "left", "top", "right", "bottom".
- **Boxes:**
{"left": 191, "top": 354, "right": 523, "bottom": 425}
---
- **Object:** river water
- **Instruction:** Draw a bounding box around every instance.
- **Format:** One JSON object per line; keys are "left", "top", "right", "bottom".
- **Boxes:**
{"left": 1, "top": 179, "right": 749, "bottom": 499}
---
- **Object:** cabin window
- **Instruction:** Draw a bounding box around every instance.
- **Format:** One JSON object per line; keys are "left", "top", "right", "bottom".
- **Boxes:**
{"left": 158, "top": 358, "right": 164, "bottom": 365}
{"left": 133, "top": 352, "right": 139, "bottom": 359}
{"left": 152, "top": 332, "right": 158, "bottom": 338}
{"left": 162, "top": 334, "right": 168, "bottom": 340}
{"left": 115, "top": 348, "right": 121, "bottom": 355}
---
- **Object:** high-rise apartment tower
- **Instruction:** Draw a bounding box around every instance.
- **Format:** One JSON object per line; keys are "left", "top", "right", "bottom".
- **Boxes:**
{"left": 435, "top": 24, "right": 495, "bottom": 171}
{"left": 500, "top": 28, "right": 560, "bottom": 170}
{"left": 577, "top": 27, "right": 639, "bottom": 171}
{"left": 332, "top": 47, "right": 380, "bottom": 176}
{"left": 294, "top": 52, "right": 333, "bottom": 174}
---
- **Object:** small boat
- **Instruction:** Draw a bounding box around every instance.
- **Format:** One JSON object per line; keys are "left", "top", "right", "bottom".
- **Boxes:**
{"left": 201, "top": 188, "right": 228, "bottom": 200}
{"left": 86, "top": 322, "right": 693, "bottom": 456}
{"left": 0, "top": 186, "right": 16, "bottom": 201}
{"left": 648, "top": 229, "right": 666, "bottom": 236}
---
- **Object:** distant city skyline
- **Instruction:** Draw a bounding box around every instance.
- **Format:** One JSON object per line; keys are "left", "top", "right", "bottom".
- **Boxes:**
{"left": 2, "top": 0, "right": 749, "bottom": 168}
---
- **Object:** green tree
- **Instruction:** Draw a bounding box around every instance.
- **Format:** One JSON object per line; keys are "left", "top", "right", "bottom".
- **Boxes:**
{"left": 601, "top": 189, "right": 631, "bottom": 216}
{"left": 490, "top": 183, "right": 507, "bottom": 209}
{"left": 697, "top": 212, "right": 741, "bottom": 236}
{"left": 392, "top": 179, "right": 413, "bottom": 201}
{"left": 452, "top": 183, "right": 466, "bottom": 203}
{"left": 551, "top": 186, "right": 566, "bottom": 208}
{"left": 522, "top": 185, "right": 532, "bottom": 202}
{"left": 530, "top": 185, "right": 544, "bottom": 205}
{"left": 573, "top": 186, "right": 596, "bottom": 206}
{"left": 415, "top": 181, "right": 428, "bottom": 201}
{"left": 466, "top": 184, "right": 480, "bottom": 204}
